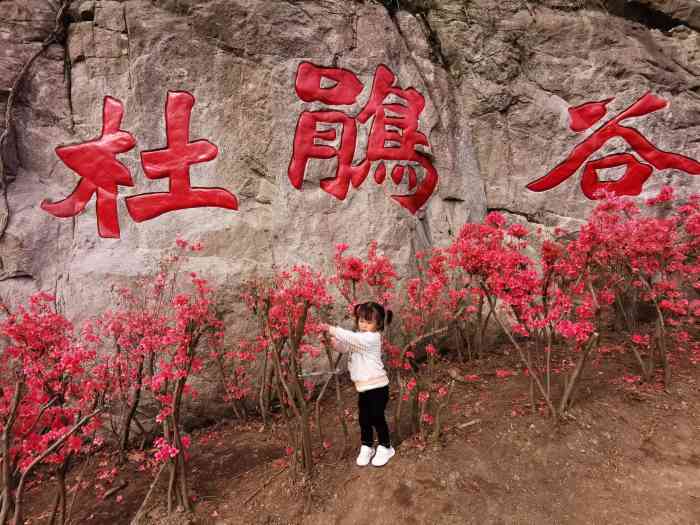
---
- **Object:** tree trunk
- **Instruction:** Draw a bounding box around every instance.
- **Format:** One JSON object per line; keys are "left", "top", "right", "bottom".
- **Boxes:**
{"left": 258, "top": 348, "right": 272, "bottom": 426}
{"left": 167, "top": 371, "right": 192, "bottom": 513}
{"left": 299, "top": 407, "right": 313, "bottom": 477}
{"left": 120, "top": 360, "right": 145, "bottom": 455}
{"left": 0, "top": 382, "right": 22, "bottom": 525}
{"left": 49, "top": 456, "right": 70, "bottom": 525}
{"left": 656, "top": 317, "right": 670, "bottom": 388}
{"left": 484, "top": 291, "right": 557, "bottom": 417}
{"left": 559, "top": 335, "right": 598, "bottom": 414}
{"left": 629, "top": 344, "right": 650, "bottom": 382}
{"left": 13, "top": 408, "right": 103, "bottom": 525}
{"left": 331, "top": 361, "right": 349, "bottom": 456}
{"left": 394, "top": 375, "right": 404, "bottom": 441}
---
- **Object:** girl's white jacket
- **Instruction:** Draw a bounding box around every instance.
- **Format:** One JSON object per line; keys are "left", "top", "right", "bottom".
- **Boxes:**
{"left": 329, "top": 326, "right": 389, "bottom": 392}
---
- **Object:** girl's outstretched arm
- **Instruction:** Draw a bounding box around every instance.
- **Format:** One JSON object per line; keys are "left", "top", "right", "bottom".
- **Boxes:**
{"left": 319, "top": 323, "right": 347, "bottom": 353}
{"left": 324, "top": 325, "right": 375, "bottom": 354}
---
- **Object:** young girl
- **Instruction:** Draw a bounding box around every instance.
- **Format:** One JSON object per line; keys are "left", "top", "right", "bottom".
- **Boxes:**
{"left": 322, "top": 302, "right": 395, "bottom": 467}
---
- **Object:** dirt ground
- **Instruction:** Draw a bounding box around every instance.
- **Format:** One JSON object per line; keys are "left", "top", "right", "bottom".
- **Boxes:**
{"left": 23, "top": 343, "right": 700, "bottom": 525}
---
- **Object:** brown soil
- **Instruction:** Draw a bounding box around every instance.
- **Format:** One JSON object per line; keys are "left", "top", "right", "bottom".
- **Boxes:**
{"left": 23, "top": 344, "right": 700, "bottom": 525}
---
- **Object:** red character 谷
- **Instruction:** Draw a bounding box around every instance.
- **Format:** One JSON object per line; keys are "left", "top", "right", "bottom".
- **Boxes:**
{"left": 41, "top": 96, "right": 136, "bottom": 238}
{"left": 288, "top": 62, "right": 438, "bottom": 214}
{"left": 126, "top": 91, "right": 238, "bottom": 222}
{"left": 527, "top": 92, "right": 700, "bottom": 198}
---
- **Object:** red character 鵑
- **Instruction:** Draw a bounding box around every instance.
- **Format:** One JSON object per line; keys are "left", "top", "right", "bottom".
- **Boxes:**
{"left": 288, "top": 62, "right": 438, "bottom": 214}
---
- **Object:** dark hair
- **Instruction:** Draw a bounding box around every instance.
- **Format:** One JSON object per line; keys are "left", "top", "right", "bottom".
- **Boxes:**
{"left": 353, "top": 302, "right": 393, "bottom": 332}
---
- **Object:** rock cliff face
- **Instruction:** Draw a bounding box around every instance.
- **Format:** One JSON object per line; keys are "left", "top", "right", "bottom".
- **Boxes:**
{"left": 1, "top": 0, "right": 699, "bottom": 324}
{"left": 428, "top": 0, "right": 700, "bottom": 226}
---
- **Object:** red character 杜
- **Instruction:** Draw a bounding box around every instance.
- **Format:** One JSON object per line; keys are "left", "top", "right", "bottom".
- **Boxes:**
{"left": 126, "top": 91, "right": 238, "bottom": 221}
{"left": 42, "top": 91, "right": 239, "bottom": 239}
{"left": 41, "top": 97, "right": 136, "bottom": 238}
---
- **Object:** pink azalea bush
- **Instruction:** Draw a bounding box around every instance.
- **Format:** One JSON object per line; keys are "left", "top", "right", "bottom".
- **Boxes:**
{"left": 0, "top": 293, "right": 105, "bottom": 525}
{"left": 239, "top": 266, "right": 331, "bottom": 477}
{"left": 1, "top": 190, "right": 698, "bottom": 523}
{"left": 91, "top": 239, "right": 223, "bottom": 514}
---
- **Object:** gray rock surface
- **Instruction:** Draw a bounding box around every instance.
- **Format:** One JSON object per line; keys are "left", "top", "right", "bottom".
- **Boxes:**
{"left": 636, "top": 0, "right": 700, "bottom": 31}
{"left": 1, "top": 0, "right": 699, "bottom": 323}
{"left": 428, "top": 0, "right": 700, "bottom": 228}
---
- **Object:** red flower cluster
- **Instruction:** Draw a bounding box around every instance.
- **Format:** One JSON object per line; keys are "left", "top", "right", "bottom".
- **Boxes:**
{"left": 1, "top": 293, "right": 106, "bottom": 523}
{"left": 3, "top": 187, "right": 698, "bottom": 521}
{"left": 332, "top": 241, "right": 397, "bottom": 306}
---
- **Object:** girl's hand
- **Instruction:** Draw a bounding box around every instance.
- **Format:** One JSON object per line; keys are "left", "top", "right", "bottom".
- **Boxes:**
{"left": 319, "top": 323, "right": 330, "bottom": 333}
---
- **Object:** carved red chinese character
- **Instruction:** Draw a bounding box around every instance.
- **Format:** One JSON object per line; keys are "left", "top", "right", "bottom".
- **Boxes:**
{"left": 126, "top": 91, "right": 237, "bottom": 222}
{"left": 527, "top": 92, "right": 700, "bottom": 198}
{"left": 357, "top": 65, "right": 437, "bottom": 213}
{"left": 288, "top": 63, "right": 370, "bottom": 200}
{"left": 294, "top": 62, "right": 363, "bottom": 105}
{"left": 41, "top": 96, "right": 136, "bottom": 238}
{"left": 288, "top": 62, "right": 438, "bottom": 214}
{"left": 288, "top": 110, "right": 370, "bottom": 200}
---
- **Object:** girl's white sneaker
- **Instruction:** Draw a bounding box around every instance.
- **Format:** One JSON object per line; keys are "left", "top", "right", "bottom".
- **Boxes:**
{"left": 371, "top": 445, "right": 395, "bottom": 467}
{"left": 356, "top": 445, "right": 375, "bottom": 466}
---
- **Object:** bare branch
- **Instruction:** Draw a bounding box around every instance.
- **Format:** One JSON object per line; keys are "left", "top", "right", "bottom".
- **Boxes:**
{"left": 0, "top": 0, "right": 71, "bottom": 240}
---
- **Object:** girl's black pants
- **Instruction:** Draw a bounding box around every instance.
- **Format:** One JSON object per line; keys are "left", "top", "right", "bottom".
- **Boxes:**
{"left": 358, "top": 385, "right": 390, "bottom": 448}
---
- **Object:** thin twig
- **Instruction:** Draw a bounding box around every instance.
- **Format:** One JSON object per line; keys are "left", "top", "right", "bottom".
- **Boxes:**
{"left": 103, "top": 481, "right": 128, "bottom": 499}
{"left": 482, "top": 288, "right": 557, "bottom": 417}
{"left": 65, "top": 430, "right": 97, "bottom": 525}
{"left": 13, "top": 406, "right": 104, "bottom": 525}
{"left": 131, "top": 463, "right": 166, "bottom": 523}
{"left": 243, "top": 465, "right": 288, "bottom": 506}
